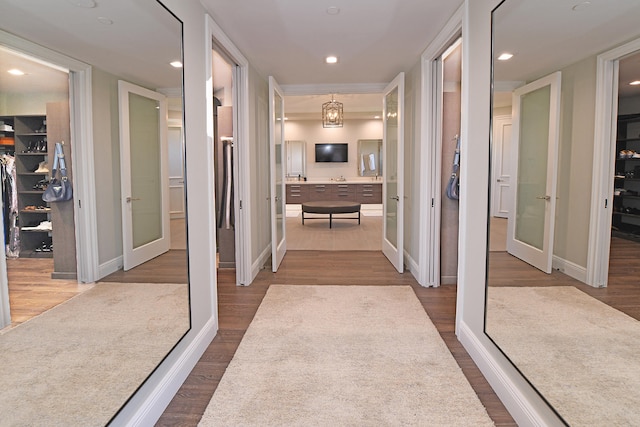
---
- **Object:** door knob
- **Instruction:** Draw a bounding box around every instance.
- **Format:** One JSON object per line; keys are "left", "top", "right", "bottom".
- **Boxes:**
{"left": 390, "top": 196, "right": 400, "bottom": 201}
{"left": 497, "top": 179, "right": 504, "bottom": 182}
{"left": 536, "top": 195, "right": 551, "bottom": 201}
{"left": 126, "top": 197, "right": 141, "bottom": 203}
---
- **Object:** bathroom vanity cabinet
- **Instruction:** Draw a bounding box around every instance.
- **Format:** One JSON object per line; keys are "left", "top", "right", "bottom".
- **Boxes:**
{"left": 286, "top": 182, "right": 382, "bottom": 204}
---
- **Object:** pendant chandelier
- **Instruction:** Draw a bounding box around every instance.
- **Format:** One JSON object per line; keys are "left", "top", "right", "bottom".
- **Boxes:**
{"left": 322, "top": 94, "right": 343, "bottom": 128}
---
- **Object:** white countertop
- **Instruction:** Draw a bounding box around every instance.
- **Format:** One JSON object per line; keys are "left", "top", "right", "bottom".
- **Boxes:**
{"left": 286, "top": 179, "right": 382, "bottom": 184}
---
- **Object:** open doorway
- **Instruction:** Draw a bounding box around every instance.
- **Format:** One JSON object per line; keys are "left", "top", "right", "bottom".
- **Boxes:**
{"left": 0, "top": 48, "right": 84, "bottom": 327}
{"left": 211, "top": 46, "right": 236, "bottom": 270}
{"left": 282, "top": 93, "right": 384, "bottom": 251}
{"left": 439, "top": 39, "right": 462, "bottom": 285}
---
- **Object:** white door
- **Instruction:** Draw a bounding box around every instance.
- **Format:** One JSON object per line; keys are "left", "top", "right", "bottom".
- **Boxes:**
{"left": 506, "top": 72, "right": 561, "bottom": 273}
{"left": 118, "top": 81, "right": 170, "bottom": 271}
{"left": 382, "top": 73, "right": 405, "bottom": 273}
{"left": 491, "top": 115, "right": 512, "bottom": 218}
{"left": 269, "top": 76, "right": 286, "bottom": 271}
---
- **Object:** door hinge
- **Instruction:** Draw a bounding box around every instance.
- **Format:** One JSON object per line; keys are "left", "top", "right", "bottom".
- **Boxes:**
{"left": 78, "top": 199, "right": 81, "bottom": 208}
{"left": 239, "top": 200, "right": 243, "bottom": 209}
{"left": 431, "top": 198, "right": 434, "bottom": 208}
{"left": 604, "top": 198, "right": 608, "bottom": 209}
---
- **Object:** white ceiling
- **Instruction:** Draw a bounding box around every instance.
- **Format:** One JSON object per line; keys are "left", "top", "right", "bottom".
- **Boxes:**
{"left": 201, "top": 0, "right": 462, "bottom": 86}
{"left": 493, "top": 0, "right": 640, "bottom": 98}
{"left": 1, "top": 0, "right": 640, "bottom": 115}
{"left": 0, "top": 0, "right": 182, "bottom": 92}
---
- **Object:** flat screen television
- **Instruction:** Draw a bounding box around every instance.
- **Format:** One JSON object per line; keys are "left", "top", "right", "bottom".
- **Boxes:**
{"left": 315, "top": 143, "right": 348, "bottom": 163}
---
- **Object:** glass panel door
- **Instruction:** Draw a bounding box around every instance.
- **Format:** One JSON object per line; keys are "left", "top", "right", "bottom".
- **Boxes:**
{"left": 118, "top": 81, "right": 170, "bottom": 270}
{"left": 506, "top": 72, "right": 561, "bottom": 273}
{"left": 269, "top": 76, "right": 286, "bottom": 271}
{"left": 382, "top": 73, "right": 405, "bottom": 273}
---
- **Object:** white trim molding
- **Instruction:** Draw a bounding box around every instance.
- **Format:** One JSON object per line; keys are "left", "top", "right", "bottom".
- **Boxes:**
{"left": 418, "top": 4, "right": 464, "bottom": 287}
{"left": 281, "top": 83, "right": 387, "bottom": 96}
{"left": 552, "top": 256, "right": 587, "bottom": 284}
{"left": 205, "top": 14, "right": 252, "bottom": 286}
{"left": 587, "top": 36, "right": 640, "bottom": 288}
{"left": 0, "top": 30, "right": 99, "bottom": 284}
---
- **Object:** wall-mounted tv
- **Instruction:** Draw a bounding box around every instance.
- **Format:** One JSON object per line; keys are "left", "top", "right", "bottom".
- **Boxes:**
{"left": 315, "top": 143, "right": 348, "bottom": 163}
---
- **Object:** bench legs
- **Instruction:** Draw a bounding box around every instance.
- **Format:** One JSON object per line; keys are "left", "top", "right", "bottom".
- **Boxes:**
{"left": 302, "top": 211, "right": 361, "bottom": 228}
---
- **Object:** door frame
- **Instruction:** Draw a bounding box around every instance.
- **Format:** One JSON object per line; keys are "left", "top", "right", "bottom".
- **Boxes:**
{"left": 205, "top": 16, "right": 251, "bottom": 286}
{"left": 418, "top": 5, "right": 463, "bottom": 287}
{"left": 588, "top": 36, "right": 640, "bottom": 287}
{"left": 0, "top": 30, "right": 99, "bottom": 284}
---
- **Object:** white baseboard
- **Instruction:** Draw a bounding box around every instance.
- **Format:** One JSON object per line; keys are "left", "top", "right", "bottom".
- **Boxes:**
{"left": 552, "top": 255, "right": 587, "bottom": 284}
{"left": 121, "top": 317, "right": 218, "bottom": 426}
{"left": 98, "top": 256, "right": 123, "bottom": 280}
{"left": 404, "top": 250, "right": 419, "bottom": 280}
{"left": 250, "top": 245, "right": 271, "bottom": 284}
{"left": 457, "top": 321, "right": 562, "bottom": 426}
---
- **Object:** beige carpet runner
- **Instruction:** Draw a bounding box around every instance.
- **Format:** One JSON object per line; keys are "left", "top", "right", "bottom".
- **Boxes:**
{"left": 0, "top": 282, "right": 189, "bottom": 426}
{"left": 200, "top": 285, "right": 493, "bottom": 426}
{"left": 487, "top": 286, "right": 640, "bottom": 426}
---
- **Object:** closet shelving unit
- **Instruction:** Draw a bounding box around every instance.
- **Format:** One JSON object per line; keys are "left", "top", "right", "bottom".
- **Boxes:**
{"left": 12, "top": 115, "right": 52, "bottom": 258}
{"left": 613, "top": 113, "right": 640, "bottom": 240}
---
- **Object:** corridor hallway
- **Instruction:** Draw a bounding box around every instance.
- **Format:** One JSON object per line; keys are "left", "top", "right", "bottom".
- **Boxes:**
{"left": 157, "top": 251, "right": 516, "bottom": 426}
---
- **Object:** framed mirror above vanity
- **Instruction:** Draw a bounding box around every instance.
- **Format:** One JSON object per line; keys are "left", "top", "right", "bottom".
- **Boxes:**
{"left": 485, "top": 0, "right": 640, "bottom": 424}
{"left": 357, "top": 139, "right": 382, "bottom": 177}
{"left": 0, "top": 1, "right": 190, "bottom": 425}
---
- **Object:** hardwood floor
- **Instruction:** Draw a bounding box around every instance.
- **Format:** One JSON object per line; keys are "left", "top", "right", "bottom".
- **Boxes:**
{"left": 156, "top": 251, "right": 516, "bottom": 426}
{"left": 4, "top": 249, "right": 188, "bottom": 330}
{"left": 488, "top": 237, "right": 640, "bottom": 321}
{"left": 5, "top": 258, "right": 93, "bottom": 327}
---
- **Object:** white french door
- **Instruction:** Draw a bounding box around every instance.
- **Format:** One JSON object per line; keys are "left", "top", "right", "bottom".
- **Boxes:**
{"left": 118, "top": 80, "right": 170, "bottom": 271}
{"left": 269, "top": 76, "right": 286, "bottom": 272}
{"left": 491, "top": 115, "right": 513, "bottom": 218}
{"left": 506, "top": 72, "right": 561, "bottom": 273}
{"left": 382, "top": 72, "right": 405, "bottom": 273}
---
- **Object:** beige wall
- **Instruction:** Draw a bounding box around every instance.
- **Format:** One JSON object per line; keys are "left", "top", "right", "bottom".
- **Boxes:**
{"left": 91, "top": 67, "right": 123, "bottom": 266}
{"left": 405, "top": 61, "right": 421, "bottom": 268}
{"left": 0, "top": 91, "right": 69, "bottom": 116}
{"left": 284, "top": 119, "right": 382, "bottom": 180}
{"left": 553, "top": 55, "right": 597, "bottom": 268}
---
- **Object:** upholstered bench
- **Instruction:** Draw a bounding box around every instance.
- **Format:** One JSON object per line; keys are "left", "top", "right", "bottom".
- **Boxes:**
{"left": 301, "top": 201, "right": 361, "bottom": 228}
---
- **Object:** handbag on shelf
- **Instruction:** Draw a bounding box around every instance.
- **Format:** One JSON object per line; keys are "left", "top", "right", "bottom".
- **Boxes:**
{"left": 42, "top": 141, "right": 73, "bottom": 203}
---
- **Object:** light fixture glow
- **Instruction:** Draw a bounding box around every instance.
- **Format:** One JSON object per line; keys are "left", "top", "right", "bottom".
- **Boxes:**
{"left": 322, "top": 94, "right": 343, "bottom": 128}
{"left": 325, "top": 56, "right": 338, "bottom": 64}
{"left": 327, "top": 6, "right": 340, "bottom": 15}
{"left": 497, "top": 53, "right": 513, "bottom": 61}
{"left": 630, "top": 80, "right": 640, "bottom": 86}
{"left": 8, "top": 69, "right": 25, "bottom": 76}
{"left": 170, "top": 61, "right": 183, "bottom": 68}
{"left": 97, "top": 17, "right": 114, "bottom": 25}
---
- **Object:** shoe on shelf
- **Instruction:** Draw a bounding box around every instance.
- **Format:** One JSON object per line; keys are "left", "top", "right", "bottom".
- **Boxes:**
{"left": 34, "top": 161, "right": 49, "bottom": 173}
{"left": 22, "top": 220, "right": 52, "bottom": 231}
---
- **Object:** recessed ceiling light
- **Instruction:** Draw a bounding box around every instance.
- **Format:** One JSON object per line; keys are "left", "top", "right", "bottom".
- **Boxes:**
{"left": 374, "top": 115, "right": 381, "bottom": 119}
{"left": 170, "top": 61, "right": 183, "bottom": 68}
{"left": 66, "top": 0, "right": 96, "bottom": 8}
{"left": 325, "top": 56, "right": 338, "bottom": 64}
{"left": 497, "top": 53, "right": 513, "bottom": 61}
{"left": 97, "top": 17, "right": 113, "bottom": 25}
{"left": 630, "top": 81, "right": 640, "bottom": 86}
{"left": 8, "top": 69, "right": 25, "bottom": 76}
{"left": 572, "top": 1, "right": 591, "bottom": 11}
{"left": 327, "top": 6, "right": 340, "bottom": 15}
